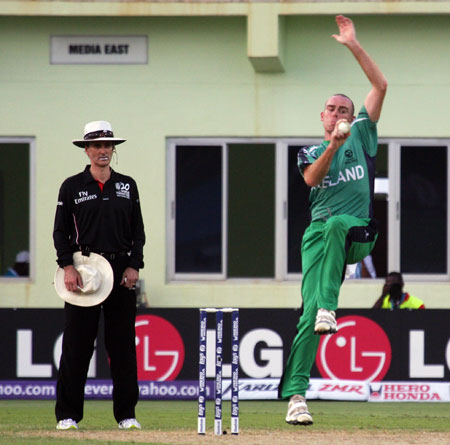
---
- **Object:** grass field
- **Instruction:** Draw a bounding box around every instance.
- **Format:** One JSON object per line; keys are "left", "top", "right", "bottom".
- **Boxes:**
{"left": 1, "top": 400, "right": 449, "bottom": 445}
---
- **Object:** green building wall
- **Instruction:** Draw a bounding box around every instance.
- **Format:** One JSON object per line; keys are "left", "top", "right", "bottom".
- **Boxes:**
{"left": 0, "top": 13, "right": 448, "bottom": 307}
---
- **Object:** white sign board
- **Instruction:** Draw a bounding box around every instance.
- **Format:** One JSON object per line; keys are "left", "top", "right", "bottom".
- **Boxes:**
{"left": 50, "top": 36, "right": 148, "bottom": 64}
{"left": 221, "top": 378, "right": 450, "bottom": 402}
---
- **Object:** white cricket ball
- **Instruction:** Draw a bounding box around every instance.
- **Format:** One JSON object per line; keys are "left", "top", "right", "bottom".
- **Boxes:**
{"left": 338, "top": 121, "right": 351, "bottom": 134}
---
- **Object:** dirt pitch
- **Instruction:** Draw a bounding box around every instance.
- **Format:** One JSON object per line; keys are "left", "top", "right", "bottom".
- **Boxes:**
{"left": 13, "top": 430, "right": 450, "bottom": 445}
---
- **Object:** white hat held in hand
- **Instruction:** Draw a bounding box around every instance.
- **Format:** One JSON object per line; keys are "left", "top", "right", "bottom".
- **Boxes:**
{"left": 72, "top": 121, "right": 126, "bottom": 148}
{"left": 54, "top": 252, "right": 114, "bottom": 307}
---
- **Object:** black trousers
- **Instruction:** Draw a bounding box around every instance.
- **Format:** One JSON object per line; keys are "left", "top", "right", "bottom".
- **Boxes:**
{"left": 55, "top": 255, "right": 139, "bottom": 423}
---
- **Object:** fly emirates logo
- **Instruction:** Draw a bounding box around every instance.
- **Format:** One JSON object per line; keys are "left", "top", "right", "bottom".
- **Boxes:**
{"left": 74, "top": 190, "right": 98, "bottom": 205}
{"left": 314, "top": 165, "right": 364, "bottom": 189}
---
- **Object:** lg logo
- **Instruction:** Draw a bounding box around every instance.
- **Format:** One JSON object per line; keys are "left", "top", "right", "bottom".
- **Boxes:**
{"left": 135, "top": 315, "right": 184, "bottom": 381}
{"left": 316, "top": 315, "right": 391, "bottom": 382}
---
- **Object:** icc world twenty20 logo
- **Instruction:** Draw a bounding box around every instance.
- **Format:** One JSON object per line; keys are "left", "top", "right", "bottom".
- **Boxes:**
{"left": 316, "top": 315, "right": 391, "bottom": 381}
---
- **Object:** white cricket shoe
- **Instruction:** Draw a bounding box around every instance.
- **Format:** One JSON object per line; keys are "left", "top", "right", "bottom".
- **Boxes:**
{"left": 285, "top": 395, "right": 313, "bottom": 425}
{"left": 56, "top": 418, "right": 78, "bottom": 430}
{"left": 314, "top": 308, "right": 337, "bottom": 335}
{"left": 118, "top": 418, "right": 141, "bottom": 430}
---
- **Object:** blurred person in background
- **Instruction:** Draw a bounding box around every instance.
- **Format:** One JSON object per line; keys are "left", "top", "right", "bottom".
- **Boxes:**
{"left": 373, "top": 272, "right": 425, "bottom": 309}
{"left": 4, "top": 250, "right": 29, "bottom": 277}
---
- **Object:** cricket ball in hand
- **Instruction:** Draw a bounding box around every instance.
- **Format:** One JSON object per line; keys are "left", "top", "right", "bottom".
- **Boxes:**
{"left": 338, "top": 121, "right": 351, "bottom": 134}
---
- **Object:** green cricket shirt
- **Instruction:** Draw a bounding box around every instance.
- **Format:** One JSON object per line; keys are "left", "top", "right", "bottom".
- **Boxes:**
{"left": 298, "top": 106, "right": 378, "bottom": 222}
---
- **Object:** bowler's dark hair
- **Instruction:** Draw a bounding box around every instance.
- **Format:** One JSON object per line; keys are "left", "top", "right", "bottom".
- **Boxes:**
{"left": 329, "top": 93, "right": 355, "bottom": 116}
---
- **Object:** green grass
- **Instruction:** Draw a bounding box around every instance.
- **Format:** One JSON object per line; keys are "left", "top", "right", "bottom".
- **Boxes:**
{"left": 0, "top": 400, "right": 449, "bottom": 444}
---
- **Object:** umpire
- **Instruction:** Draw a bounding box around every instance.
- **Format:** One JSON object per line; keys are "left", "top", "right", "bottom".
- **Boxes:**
{"left": 53, "top": 120, "right": 146, "bottom": 430}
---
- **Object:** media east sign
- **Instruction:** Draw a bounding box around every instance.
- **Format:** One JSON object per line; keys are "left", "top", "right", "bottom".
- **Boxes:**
{"left": 50, "top": 36, "right": 148, "bottom": 64}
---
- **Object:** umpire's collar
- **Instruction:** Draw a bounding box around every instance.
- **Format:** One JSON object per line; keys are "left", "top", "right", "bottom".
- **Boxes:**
{"left": 82, "top": 165, "right": 117, "bottom": 185}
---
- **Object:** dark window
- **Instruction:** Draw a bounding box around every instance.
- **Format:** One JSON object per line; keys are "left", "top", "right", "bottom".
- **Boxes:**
{"left": 371, "top": 143, "right": 388, "bottom": 278}
{"left": 0, "top": 143, "right": 30, "bottom": 277}
{"left": 287, "top": 146, "right": 311, "bottom": 274}
{"left": 175, "top": 145, "right": 222, "bottom": 273}
{"left": 174, "top": 143, "right": 275, "bottom": 277}
{"left": 228, "top": 144, "right": 275, "bottom": 278}
{"left": 400, "top": 146, "right": 447, "bottom": 273}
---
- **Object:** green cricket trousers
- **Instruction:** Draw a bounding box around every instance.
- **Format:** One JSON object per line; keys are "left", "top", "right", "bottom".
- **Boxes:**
{"left": 279, "top": 214, "right": 378, "bottom": 399}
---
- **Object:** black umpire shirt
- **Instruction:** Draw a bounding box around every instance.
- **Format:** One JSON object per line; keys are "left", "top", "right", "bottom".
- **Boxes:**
{"left": 53, "top": 165, "right": 145, "bottom": 270}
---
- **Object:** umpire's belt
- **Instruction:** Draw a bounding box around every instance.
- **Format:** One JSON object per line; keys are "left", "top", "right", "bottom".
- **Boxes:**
{"left": 97, "top": 251, "right": 128, "bottom": 260}
{"left": 79, "top": 246, "right": 129, "bottom": 260}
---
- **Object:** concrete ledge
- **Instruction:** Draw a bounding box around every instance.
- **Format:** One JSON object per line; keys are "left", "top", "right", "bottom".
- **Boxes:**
{"left": 247, "top": 6, "right": 285, "bottom": 73}
{"left": 1, "top": 1, "right": 449, "bottom": 17}
{"left": 2, "top": 1, "right": 448, "bottom": 74}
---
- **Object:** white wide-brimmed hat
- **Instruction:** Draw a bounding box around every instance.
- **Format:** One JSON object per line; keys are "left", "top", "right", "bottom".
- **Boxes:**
{"left": 54, "top": 252, "right": 114, "bottom": 307}
{"left": 72, "top": 121, "right": 126, "bottom": 148}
